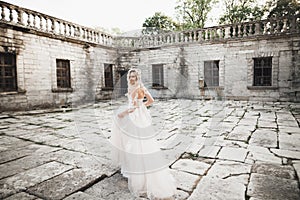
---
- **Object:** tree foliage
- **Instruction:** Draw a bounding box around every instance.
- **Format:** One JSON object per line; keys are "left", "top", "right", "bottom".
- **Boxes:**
{"left": 175, "top": 0, "right": 218, "bottom": 30}
{"left": 219, "top": 0, "right": 265, "bottom": 25}
{"left": 266, "top": 0, "right": 300, "bottom": 18}
{"left": 142, "top": 12, "right": 179, "bottom": 35}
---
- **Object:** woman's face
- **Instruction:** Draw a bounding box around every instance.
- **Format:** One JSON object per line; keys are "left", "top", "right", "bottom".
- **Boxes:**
{"left": 129, "top": 71, "right": 137, "bottom": 85}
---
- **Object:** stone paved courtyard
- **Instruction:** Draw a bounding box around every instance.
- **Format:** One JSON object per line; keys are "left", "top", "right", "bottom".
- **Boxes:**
{"left": 0, "top": 99, "right": 300, "bottom": 200}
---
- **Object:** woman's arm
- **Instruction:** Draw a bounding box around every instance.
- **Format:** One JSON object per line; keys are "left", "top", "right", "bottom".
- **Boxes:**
{"left": 144, "top": 89, "right": 154, "bottom": 107}
{"left": 117, "top": 108, "right": 135, "bottom": 118}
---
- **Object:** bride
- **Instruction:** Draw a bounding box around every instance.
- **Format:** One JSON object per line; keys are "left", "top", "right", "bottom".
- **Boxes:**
{"left": 110, "top": 68, "right": 177, "bottom": 199}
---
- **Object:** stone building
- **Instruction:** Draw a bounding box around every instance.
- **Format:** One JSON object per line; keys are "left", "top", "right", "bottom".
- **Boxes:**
{"left": 0, "top": 1, "right": 299, "bottom": 111}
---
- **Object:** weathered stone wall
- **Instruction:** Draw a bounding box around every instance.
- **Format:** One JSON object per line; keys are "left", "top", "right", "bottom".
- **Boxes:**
{"left": 0, "top": 25, "right": 117, "bottom": 111}
{"left": 122, "top": 36, "right": 300, "bottom": 102}
{"left": 0, "top": 1, "right": 299, "bottom": 111}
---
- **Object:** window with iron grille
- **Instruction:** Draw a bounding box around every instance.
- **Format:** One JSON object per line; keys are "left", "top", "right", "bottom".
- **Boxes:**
{"left": 0, "top": 53, "right": 17, "bottom": 92}
{"left": 204, "top": 60, "right": 219, "bottom": 87}
{"left": 56, "top": 59, "right": 71, "bottom": 88}
{"left": 152, "top": 64, "right": 164, "bottom": 87}
{"left": 253, "top": 57, "right": 272, "bottom": 86}
{"left": 104, "top": 64, "right": 113, "bottom": 88}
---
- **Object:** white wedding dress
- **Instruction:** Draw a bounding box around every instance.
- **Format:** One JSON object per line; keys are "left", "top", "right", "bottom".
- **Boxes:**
{"left": 110, "top": 88, "right": 177, "bottom": 199}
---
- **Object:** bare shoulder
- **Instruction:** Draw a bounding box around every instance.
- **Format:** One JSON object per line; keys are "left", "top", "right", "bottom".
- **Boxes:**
{"left": 137, "top": 87, "right": 145, "bottom": 98}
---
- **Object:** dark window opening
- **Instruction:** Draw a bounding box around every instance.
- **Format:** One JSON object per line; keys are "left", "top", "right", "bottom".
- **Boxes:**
{"left": 56, "top": 59, "right": 71, "bottom": 88}
{"left": 0, "top": 53, "right": 17, "bottom": 92}
{"left": 152, "top": 64, "right": 164, "bottom": 87}
{"left": 253, "top": 57, "right": 272, "bottom": 86}
{"left": 104, "top": 64, "right": 114, "bottom": 88}
{"left": 204, "top": 60, "right": 219, "bottom": 87}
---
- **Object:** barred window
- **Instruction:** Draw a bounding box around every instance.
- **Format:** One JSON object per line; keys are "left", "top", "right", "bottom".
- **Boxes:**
{"left": 204, "top": 60, "right": 219, "bottom": 87}
{"left": 152, "top": 64, "right": 164, "bottom": 87}
{"left": 0, "top": 53, "right": 17, "bottom": 92}
{"left": 253, "top": 57, "right": 272, "bottom": 86}
{"left": 56, "top": 59, "right": 71, "bottom": 88}
{"left": 104, "top": 64, "right": 113, "bottom": 88}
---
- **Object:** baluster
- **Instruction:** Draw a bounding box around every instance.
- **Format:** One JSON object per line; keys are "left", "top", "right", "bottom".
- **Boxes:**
{"left": 33, "top": 14, "right": 37, "bottom": 28}
{"left": 211, "top": 29, "right": 215, "bottom": 40}
{"left": 270, "top": 20, "right": 274, "bottom": 34}
{"left": 244, "top": 24, "right": 249, "bottom": 36}
{"left": 197, "top": 30, "right": 202, "bottom": 41}
{"left": 237, "top": 24, "right": 242, "bottom": 37}
{"left": 204, "top": 29, "right": 208, "bottom": 40}
{"left": 1, "top": 5, "right": 5, "bottom": 20}
{"left": 187, "top": 31, "right": 191, "bottom": 41}
{"left": 57, "top": 21, "right": 61, "bottom": 34}
{"left": 263, "top": 22, "right": 268, "bottom": 34}
{"left": 39, "top": 15, "right": 43, "bottom": 30}
{"left": 223, "top": 26, "right": 229, "bottom": 39}
{"left": 51, "top": 19, "right": 55, "bottom": 32}
{"left": 232, "top": 25, "right": 236, "bottom": 37}
{"left": 82, "top": 28, "right": 86, "bottom": 39}
{"left": 63, "top": 23, "right": 67, "bottom": 35}
{"left": 254, "top": 22, "right": 261, "bottom": 35}
{"left": 17, "top": 9, "right": 23, "bottom": 25}
{"left": 9, "top": 8, "right": 13, "bottom": 22}
{"left": 67, "top": 24, "right": 71, "bottom": 36}
{"left": 174, "top": 33, "right": 178, "bottom": 43}
{"left": 282, "top": 18, "right": 288, "bottom": 32}
{"left": 27, "top": 12, "right": 31, "bottom": 26}
{"left": 215, "top": 28, "right": 220, "bottom": 40}
{"left": 93, "top": 31, "right": 97, "bottom": 42}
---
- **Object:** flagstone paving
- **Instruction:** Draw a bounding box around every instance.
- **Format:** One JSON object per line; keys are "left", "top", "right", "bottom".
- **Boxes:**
{"left": 0, "top": 99, "right": 299, "bottom": 199}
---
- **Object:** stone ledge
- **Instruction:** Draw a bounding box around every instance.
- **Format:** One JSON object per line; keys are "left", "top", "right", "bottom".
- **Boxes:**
{"left": 51, "top": 88, "right": 73, "bottom": 93}
{"left": 247, "top": 86, "right": 279, "bottom": 90}
{"left": 0, "top": 89, "right": 26, "bottom": 96}
{"left": 151, "top": 86, "right": 168, "bottom": 90}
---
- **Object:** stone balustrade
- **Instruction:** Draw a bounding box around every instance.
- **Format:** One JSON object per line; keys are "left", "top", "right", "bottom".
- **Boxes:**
{"left": 0, "top": 1, "right": 299, "bottom": 49}
{"left": 114, "top": 15, "right": 300, "bottom": 48}
{"left": 0, "top": 1, "right": 113, "bottom": 46}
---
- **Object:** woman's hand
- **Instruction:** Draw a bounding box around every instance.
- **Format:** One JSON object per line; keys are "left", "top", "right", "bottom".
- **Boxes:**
{"left": 118, "top": 112, "right": 125, "bottom": 118}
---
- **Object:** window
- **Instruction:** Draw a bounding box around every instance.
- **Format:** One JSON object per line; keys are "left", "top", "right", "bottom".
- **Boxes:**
{"left": 204, "top": 60, "right": 219, "bottom": 87}
{"left": 104, "top": 64, "right": 114, "bottom": 88}
{"left": 253, "top": 57, "right": 272, "bottom": 86}
{"left": 56, "top": 59, "right": 71, "bottom": 88}
{"left": 152, "top": 64, "right": 164, "bottom": 87}
{"left": 0, "top": 53, "right": 17, "bottom": 92}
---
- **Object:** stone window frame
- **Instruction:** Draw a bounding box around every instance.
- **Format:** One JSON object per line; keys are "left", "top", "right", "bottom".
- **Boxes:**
{"left": 0, "top": 52, "right": 17, "bottom": 92}
{"left": 246, "top": 51, "right": 279, "bottom": 90}
{"left": 52, "top": 58, "right": 73, "bottom": 93}
{"left": 199, "top": 58, "right": 225, "bottom": 90}
{"left": 204, "top": 60, "right": 220, "bottom": 87}
{"left": 0, "top": 49, "right": 26, "bottom": 95}
{"left": 152, "top": 64, "right": 167, "bottom": 89}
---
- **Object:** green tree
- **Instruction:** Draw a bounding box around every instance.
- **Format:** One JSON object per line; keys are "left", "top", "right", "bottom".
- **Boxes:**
{"left": 175, "top": 0, "right": 218, "bottom": 30}
{"left": 219, "top": 0, "right": 265, "bottom": 25}
{"left": 142, "top": 12, "right": 179, "bottom": 35}
{"left": 266, "top": 0, "right": 300, "bottom": 18}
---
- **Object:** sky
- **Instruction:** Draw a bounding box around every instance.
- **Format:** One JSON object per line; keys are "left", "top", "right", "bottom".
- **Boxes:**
{"left": 4, "top": 0, "right": 267, "bottom": 34}
{"left": 5, "top": 0, "right": 179, "bottom": 33}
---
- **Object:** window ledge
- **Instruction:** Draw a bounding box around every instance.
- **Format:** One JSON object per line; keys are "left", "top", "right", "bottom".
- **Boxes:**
{"left": 101, "top": 87, "right": 114, "bottom": 91}
{"left": 152, "top": 86, "right": 168, "bottom": 90}
{"left": 199, "top": 86, "right": 224, "bottom": 90}
{"left": 0, "top": 89, "right": 26, "bottom": 96}
{"left": 52, "top": 88, "right": 73, "bottom": 93}
{"left": 247, "top": 86, "right": 278, "bottom": 90}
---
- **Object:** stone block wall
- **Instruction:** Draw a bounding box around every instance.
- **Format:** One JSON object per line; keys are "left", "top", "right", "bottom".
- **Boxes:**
{"left": 122, "top": 36, "right": 300, "bottom": 102}
{"left": 0, "top": 25, "right": 117, "bottom": 111}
